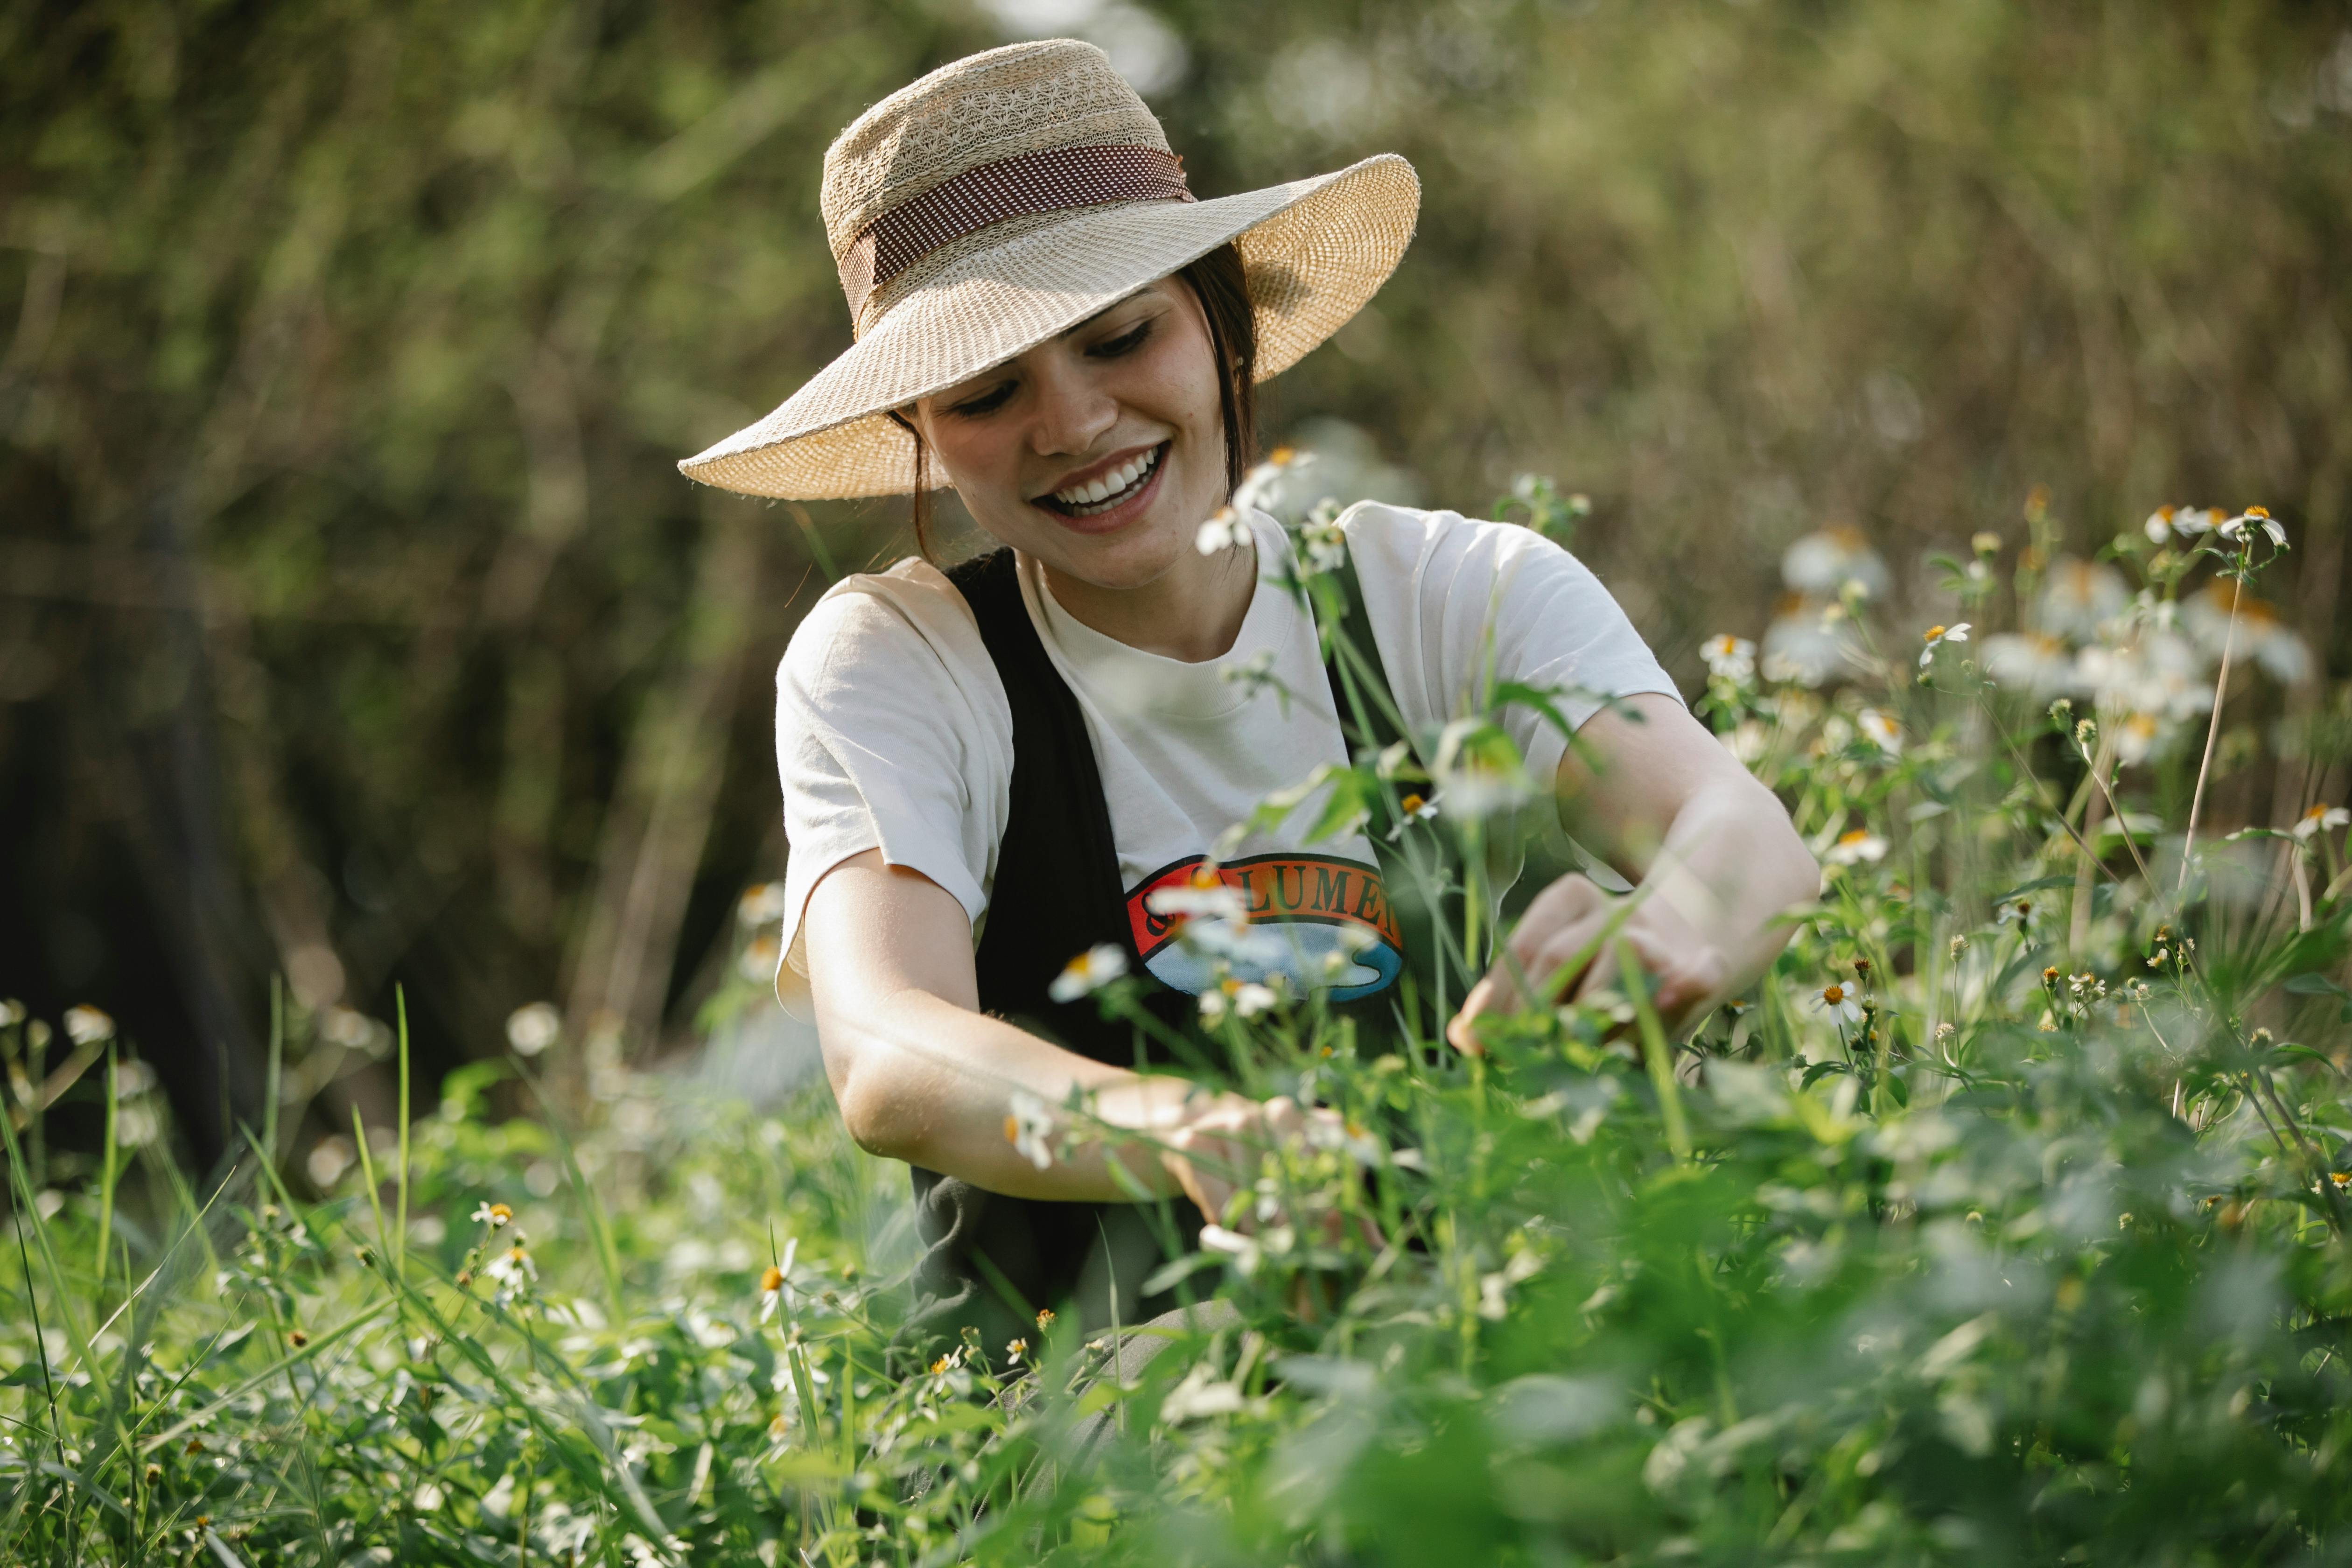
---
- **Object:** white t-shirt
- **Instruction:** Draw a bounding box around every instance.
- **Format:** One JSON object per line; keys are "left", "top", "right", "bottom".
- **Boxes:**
{"left": 774, "top": 502, "right": 1680, "bottom": 1001}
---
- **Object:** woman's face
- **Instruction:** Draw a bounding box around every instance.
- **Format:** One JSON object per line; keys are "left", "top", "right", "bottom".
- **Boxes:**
{"left": 913, "top": 279, "right": 1229, "bottom": 591}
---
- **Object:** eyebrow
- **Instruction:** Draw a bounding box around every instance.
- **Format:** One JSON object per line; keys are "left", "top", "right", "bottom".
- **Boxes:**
{"left": 1057, "top": 289, "right": 1153, "bottom": 340}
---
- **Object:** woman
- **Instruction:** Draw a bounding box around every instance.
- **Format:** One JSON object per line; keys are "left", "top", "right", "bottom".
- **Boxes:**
{"left": 680, "top": 40, "right": 1816, "bottom": 1356}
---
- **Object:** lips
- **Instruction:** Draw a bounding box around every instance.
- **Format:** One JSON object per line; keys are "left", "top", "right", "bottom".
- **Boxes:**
{"left": 1035, "top": 443, "right": 1166, "bottom": 517}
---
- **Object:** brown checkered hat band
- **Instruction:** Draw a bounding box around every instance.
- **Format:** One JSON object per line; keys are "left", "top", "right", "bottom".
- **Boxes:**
{"left": 836, "top": 144, "right": 1194, "bottom": 326}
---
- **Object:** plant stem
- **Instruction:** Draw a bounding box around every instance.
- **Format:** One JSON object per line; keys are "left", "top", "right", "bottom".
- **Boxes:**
{"left": 2180, "top": 565, "right": 2244, "bottom": 893}
{"left": 95, "top": 1041, "right": 116, "bottom": 1300}
{"left": 1621, "top": 942, "right": 1691, "bottom": 1160}
{"left": 2071, "top": 735, "right": 2114, "bottom": 957}
{"left": 395, "top": 986, "right": 412, "bottom": 1282}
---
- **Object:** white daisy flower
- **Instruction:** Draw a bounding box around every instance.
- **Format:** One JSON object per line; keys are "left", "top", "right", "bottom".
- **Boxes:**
{"left": 2217, "top": 506, "right": 2285, "bottom": 547}
{"left": 1917, "top": 621, "right": 1970, "bottom": 671}
{"left": 1197, "top": 1224, "right": 1262, "bottom": 1275}
{"left": 1048, "top": 943, "right": 1127, "bottom": 1002}
{"left": 1825, "top": 829, "right": 1888, "bottom": 866}
{"left": 735, "top": 882, "right": 790, "bottom": 927}
{"left": 2293, "top": 804, "right": 2350, "bottom": 843}
{"left": 484, "top": 1243, "right": 537, "bottom": 1287}
{"left": 1386, "top": 791, "right": 1441, "bottom": 840}
{"left": 1781, "top": 525, "right": 1892, "bottom": 600}
{"left": 1198, "top": 978, "right": 1281, "bottom": 1022}
{"left": 2035, "top": 559, "right": 2129, "bottom": 640}
{"left": 1433, "top": 719, "right": 1534, "bottom": 819}
{"left": 1761, "top": 601, "right": 1867, "bottom": 686}
{"left": 759, "top": 1238, "right": 798, "bottom": 1323}
{"left": 1855, "top": 708, "right": 1903, "bottom": 756}
{"left": 1303, "top": 1114, "right": 1382, "bottom": 1165}
{"left": 63, "top": 1005, "right": 116, "bottom": 1046}
{"left": 1004, "top": 1091, "right": 1055, "bottom": 1171}
{"left": 1981, "top": 632, "right": 2082, "bottom": 698}
{"left": 1145, "top": 876, "right": 1249, "bottom": 924}
{"left": 1194, "top": 507, "right": 1245, "bottom": 555}
{"left": 505, "top": 1001, "right": 561, "bottom": 1057}
{"left": 1701, "top": 634, "right": 1757, "bottom": 682}
{"left": 1298, "top": 518, "right": 1349, "bottom": 574}
{"left": 1810, "top": 982, "right": 1862, "bottom": 1025}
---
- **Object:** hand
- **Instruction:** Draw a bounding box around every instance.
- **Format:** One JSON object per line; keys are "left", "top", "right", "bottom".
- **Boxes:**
{"left": 1446, "top": 873, "right": 1727, "bottom": 1053}
{"left": 1160, "top": 1093, "right": 1372, "bottom": 1245}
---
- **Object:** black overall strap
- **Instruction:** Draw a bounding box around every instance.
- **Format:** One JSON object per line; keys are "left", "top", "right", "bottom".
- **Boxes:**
{"left": 950, "top": 548, "right": 1139, "bottom": 1056}
{"left": 902, "top": 549, "right": 1198, "bottom": 1362}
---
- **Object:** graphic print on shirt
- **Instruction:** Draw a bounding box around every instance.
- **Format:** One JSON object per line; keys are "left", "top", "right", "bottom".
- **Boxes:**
{"left": 1125, "top": 853, "right": 1404, "bottom": 1003}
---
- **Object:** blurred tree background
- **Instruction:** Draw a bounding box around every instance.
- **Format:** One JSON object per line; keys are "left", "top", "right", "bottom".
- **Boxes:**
{"left": 3, "top": 0, "right": 2347, "bottom": 1164}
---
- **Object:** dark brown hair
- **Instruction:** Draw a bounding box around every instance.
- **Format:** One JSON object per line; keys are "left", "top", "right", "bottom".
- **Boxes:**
{"left": 892, "top": 241, "right": 1258, "bottom": 560}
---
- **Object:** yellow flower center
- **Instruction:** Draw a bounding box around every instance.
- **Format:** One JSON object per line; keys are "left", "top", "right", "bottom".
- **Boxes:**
{"left": 1002, "top": 1113, "right": 1020, "bottom": 1145}
{"left": 489, "top": 1203, "right": 511, "bottom": 1224}
{"left": 1924, "top": 625, "right": 1945, "bottom": 642}
{"left": 1822, "top": 985, "right": 1845, "bottom": 1005}
{"left": 1400, "top": 793, "right": 1426, "bottom": 815}
{"left": 761, "top": 1265, "right": 784, "bottom": 1294}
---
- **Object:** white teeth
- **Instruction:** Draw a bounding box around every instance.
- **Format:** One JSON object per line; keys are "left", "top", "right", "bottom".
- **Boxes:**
{"left": 1050, "top": 446, "right": 1161, "bottom": 511}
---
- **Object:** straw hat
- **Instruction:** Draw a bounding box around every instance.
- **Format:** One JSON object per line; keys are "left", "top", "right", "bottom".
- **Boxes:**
{"left": 677, "top": 39, "right": 1419, "bottom": 500}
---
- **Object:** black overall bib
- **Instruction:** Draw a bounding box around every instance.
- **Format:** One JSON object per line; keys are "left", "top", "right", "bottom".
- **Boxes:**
{"left": 903, "top": 545, "right": 1463, "bottom": 1361}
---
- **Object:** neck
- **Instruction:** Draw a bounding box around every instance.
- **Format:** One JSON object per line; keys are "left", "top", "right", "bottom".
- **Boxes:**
{"left": 1040, "top": 531, "right": 1258, "bottom": 663}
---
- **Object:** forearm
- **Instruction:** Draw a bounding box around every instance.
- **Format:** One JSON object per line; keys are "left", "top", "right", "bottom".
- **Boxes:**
{"left": 817, "top": 984, "right": 1215, "bottom": 1202}
{"left": 1633, "top": 775, "right": 1815, "bottom": 998}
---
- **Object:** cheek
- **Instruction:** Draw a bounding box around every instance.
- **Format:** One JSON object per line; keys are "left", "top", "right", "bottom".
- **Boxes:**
{"left": 1123, "top": 328, "right": 1225, "bottom": 450}
{"left": 922, "top": 420, "right": 1022, "bottom": 499}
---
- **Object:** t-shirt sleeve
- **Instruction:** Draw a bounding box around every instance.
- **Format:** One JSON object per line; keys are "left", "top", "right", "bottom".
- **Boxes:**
{"left": 774, "top": 563, "right": 1013, "bottom": 973}
{"left": 1339, "top": 503, "right": 1685, "bottom": 789}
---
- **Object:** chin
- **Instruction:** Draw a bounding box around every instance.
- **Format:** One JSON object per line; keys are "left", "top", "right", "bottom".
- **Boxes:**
{"left": 1049, "top": 519, "right": 1193, "bottom": 592}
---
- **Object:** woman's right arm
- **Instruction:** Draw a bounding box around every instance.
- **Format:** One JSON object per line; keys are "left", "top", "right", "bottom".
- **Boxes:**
{"left": 801, "top": 848, "right": 1310, "bottom": 1221}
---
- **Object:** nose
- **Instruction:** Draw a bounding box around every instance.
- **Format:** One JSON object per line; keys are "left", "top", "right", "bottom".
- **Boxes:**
{"left": 1025, "top": 349, "right": 1118, "bottom": 460}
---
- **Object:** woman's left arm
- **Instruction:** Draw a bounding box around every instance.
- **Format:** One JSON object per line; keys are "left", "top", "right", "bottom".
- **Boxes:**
{"left": 1448, "top": 693, "right": 1816, "bottom": 1047}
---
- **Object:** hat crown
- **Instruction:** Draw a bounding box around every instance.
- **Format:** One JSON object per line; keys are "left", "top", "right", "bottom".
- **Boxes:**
{"left": 820, "top": 39, "right": 1170, "bottom": 267}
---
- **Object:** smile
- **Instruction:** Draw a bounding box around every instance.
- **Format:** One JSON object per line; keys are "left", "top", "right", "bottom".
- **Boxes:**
{"left": 1037, "top": 443, "right": 1166, "bottom": 517}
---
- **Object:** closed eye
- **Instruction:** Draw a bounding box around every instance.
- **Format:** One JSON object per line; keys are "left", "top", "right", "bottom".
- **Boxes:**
{"left": 944, "top": 378, "right": 1017, "bottom": 419}
{"left": 1090, "top": 320, "right": 1152, "bottom": 358}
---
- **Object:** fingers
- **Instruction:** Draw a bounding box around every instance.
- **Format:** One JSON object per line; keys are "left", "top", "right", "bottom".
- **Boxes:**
{"left": 1567, "top": 928, "right": 1725, "bottom": 1019}
{"left": 1452, "top": 920, "right": 1730, "bottom": 1052}
{"left": 1505, "top": 874, "right": 1606, "bottom": 969}
{"left": 1449, "top": 907, "right": 1612, "bottom": 1051}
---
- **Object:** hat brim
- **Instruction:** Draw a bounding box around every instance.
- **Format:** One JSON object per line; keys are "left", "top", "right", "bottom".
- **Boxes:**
{"left": 678, "top": 153, "right": 1419, "bottom": 500}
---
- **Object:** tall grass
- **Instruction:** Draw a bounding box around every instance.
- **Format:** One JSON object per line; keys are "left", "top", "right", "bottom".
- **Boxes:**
{"left": 4, "top": 482, "right": 2350, "bottom": 1565}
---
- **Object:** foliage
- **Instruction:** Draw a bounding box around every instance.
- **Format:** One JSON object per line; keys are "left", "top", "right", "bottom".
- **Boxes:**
{"left": 7, "top": 476, "right": 2352, "bottom": 1565}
